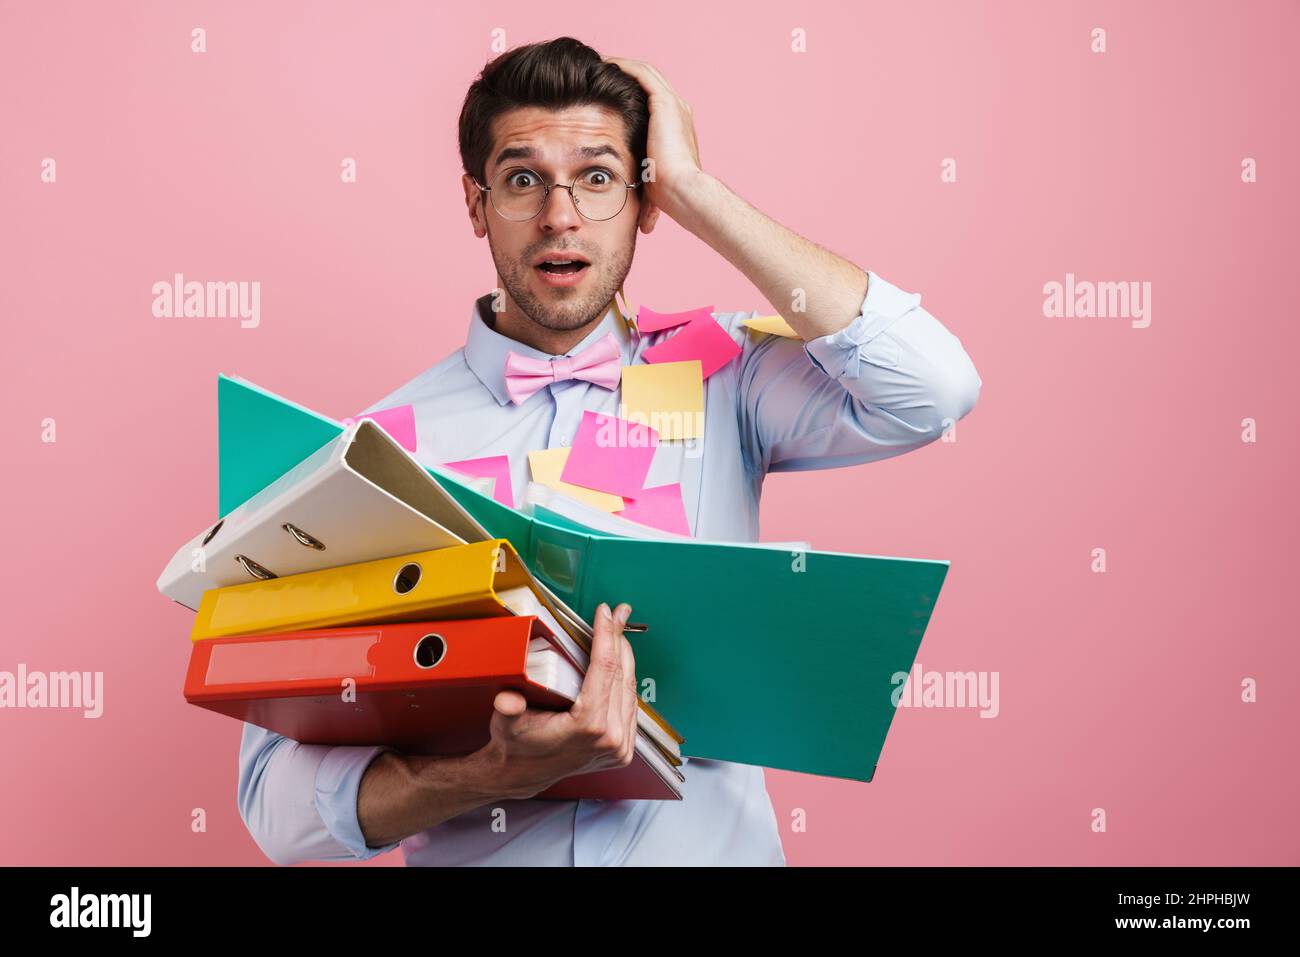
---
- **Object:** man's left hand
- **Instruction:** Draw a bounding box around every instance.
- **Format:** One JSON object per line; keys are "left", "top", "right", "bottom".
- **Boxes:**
{"left": 604, "top": 56, "right": 705, "bottom": 222}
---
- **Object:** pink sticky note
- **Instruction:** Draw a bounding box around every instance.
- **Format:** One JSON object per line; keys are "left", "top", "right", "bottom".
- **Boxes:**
{"left": 642, "top": 314, "right": 742, "bottom": 378}
{"left": 619, "top": 483, "right": 691, "bottom": 536}
{"left": 637, "top": 304, "right": 714, "bottom": 334}
{"left": 346, "top": 404, "right": 418, "bottom": 452}
{"left": 442, "top": 454, "right": 514, "bottom": 509}
{"left": 560, "top": 410, "right": 658, "bottom": 498}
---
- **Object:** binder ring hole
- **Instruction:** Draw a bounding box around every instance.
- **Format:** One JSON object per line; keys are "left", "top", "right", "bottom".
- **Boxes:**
{"left": 392, "top": 562, "right": 422, "bottom": 595}
{"left": 413, "top": 633, "right": 446, "bottom": 669}
{"left": 201, "top": 520, "right": 224, "bottom": 546}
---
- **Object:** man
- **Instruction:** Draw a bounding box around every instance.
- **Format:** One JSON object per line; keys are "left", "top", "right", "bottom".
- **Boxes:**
{"left": 237, "top": 36, "right": 981, "bottom": 866}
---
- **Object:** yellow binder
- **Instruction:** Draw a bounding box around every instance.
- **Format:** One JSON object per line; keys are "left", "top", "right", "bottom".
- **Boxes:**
{"left": 192, "top": 539, "right": 533, "bottom": 641}
{"left": 189, "top": 537, "right": 685, "bottom": 761}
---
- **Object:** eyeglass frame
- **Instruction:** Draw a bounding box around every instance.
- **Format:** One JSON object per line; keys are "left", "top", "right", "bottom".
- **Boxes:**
{"left": 471, "top": 165, "right": 640, "bottom": 222}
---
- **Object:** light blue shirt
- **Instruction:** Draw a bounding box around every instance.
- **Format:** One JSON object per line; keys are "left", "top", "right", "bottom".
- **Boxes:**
{"left": 236, "top": 270, "right": 981, "bottom": 866}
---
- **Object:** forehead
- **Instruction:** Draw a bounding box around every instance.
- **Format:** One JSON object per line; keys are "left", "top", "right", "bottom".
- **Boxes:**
{"left": 487, "top": 105, "right": 630, "bottom": 173}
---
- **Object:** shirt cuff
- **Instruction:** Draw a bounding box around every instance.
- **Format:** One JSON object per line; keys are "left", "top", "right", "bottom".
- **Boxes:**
{"left": 804, "top": 270, "right": 923, "bottom": 381}
{"left": 314, "top": 745, "right": 402, "bottom": 859}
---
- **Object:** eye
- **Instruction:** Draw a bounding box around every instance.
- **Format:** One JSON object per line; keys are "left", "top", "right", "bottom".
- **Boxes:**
{"left": 504, "top": 169, "right": 540, "bottom": 189}
{"left": 581, "top": 167, "right": 615, "bottom": 187}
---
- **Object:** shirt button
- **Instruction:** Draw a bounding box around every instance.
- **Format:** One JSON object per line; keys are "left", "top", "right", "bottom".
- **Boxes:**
{"left": 559, "top": 437, "right": 569, "bottom": 446}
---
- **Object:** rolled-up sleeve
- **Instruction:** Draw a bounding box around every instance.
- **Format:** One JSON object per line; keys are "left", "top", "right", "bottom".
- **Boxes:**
{"left": 237, "top": 722, "right": 401, "bottom": 865}
{"left": 735, "top": 269, "right": 981, "bottom": 474}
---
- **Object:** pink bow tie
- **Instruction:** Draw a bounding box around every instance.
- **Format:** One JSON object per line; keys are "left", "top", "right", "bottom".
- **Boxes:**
{"left": 503, "top": 331, "right": 623, "bottom": 405}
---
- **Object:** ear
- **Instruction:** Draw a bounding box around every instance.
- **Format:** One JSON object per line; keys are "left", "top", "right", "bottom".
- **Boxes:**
{"left": 463, "top": 174, "right": 488, "bottom": 238}
{"left": 637, "top": 194, "right": 661, "bottom": 235}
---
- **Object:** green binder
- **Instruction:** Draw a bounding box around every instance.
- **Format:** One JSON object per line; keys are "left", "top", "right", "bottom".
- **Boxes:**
{"left": 217, "top": 375, "right": 343, "bottom": 518}
{"left": 215, "top": 375, "right": 950, "bottom": 782}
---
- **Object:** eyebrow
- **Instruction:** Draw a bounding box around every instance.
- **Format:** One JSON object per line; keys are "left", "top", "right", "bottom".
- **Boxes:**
{"left": 491, "top": 143, "right": 627, "bottom": 172}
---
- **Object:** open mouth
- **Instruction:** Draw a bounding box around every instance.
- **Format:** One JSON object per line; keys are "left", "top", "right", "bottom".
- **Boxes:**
{"left": 536, "top": 260, "right": 590, "bottom": 275}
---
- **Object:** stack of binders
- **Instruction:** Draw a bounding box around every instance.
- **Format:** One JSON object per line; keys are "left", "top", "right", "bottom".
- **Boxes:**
{"left": 164, "top": 373, "right": 956, "bottom": 791}
{"left": 159, "top": 416, "right": 687, "bottom": 800}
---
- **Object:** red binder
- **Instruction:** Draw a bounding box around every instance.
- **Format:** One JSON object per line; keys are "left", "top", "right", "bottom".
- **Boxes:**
{"left": 185, "top": 615, "right": 681, "bottom": 800}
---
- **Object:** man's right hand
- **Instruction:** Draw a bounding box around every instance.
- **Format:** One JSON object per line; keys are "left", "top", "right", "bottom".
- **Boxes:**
{"left": 356, "top": 601, "right": 640, "bottom": 848}
{"left": 479, "top": 601, "right": 640, "bottom": 800}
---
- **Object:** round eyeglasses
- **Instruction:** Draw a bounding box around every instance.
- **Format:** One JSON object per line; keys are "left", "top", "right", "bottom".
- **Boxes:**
{"left": 474, "top": 166, "right": 638, "bottom": 222}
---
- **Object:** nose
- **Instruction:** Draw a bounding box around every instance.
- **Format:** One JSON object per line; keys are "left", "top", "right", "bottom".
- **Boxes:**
{"left": 537, "top": 184, "right": 583, "bottom": 231}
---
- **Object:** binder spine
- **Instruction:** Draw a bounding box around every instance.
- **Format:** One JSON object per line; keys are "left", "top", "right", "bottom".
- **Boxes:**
{"left": 527, "top": 520, "right": 591, "bottom": 611}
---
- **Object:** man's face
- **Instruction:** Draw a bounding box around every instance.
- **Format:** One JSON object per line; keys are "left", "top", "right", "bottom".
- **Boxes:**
{"left": 465, "top": 105, "right": 658, "bottom": 334}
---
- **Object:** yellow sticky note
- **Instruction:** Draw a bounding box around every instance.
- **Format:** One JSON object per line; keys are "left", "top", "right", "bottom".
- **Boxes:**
{"left": 620, "top": 360, "right": 705, "bottom": 441}
{"left": 741, "top": 314, "right": 800, "bottom": 338}
{"left": 527, "top": 447, "right": 625, "bottom": 512}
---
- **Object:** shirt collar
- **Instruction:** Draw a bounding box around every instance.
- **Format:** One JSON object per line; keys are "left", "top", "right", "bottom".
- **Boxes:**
{"left": 464, "top": 294, "right": 632, "bottom": 406}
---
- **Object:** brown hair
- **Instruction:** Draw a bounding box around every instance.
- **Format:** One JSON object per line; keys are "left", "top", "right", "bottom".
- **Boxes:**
{"left": 458, "top": 36, "right": 649, "bottom": 191}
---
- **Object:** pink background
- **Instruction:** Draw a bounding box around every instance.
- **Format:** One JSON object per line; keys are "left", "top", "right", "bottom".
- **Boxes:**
{"left": 2, "top": 0, "right": 1296, "bottom": 866}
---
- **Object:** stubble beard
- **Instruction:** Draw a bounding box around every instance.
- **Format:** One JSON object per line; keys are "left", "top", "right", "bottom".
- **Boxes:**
{"left": 489, "top": 232, "right": 635, "bottom": 334}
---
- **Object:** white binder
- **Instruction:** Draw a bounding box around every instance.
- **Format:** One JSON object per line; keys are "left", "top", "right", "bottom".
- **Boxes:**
{"left": 159, "top": 419, "right": 684, "bottom": 777}
{"left": 157, "top": 419, "right": 471, "bottom": 610}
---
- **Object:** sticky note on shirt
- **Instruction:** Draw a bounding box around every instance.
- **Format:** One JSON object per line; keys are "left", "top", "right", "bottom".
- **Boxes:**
{"left": 559, "top": 410, "right": 658, "bottom": 499}
{"left": 619, "top": 360, "right": 704, "bottom": 441}
{"left": 642, "top": 314, "right": 742, "bottom": 379}
{"left": 527, "top": 447, "right": 624, "bottom": 512}
{"left": 619, "top": 483, "right": 692, "bottom": 537}
{"left": 636, "top": 304, "right": 714, "bottom": 334}
{"left": 348, "top": 404, "right": 418, "bottom": 452}
{"left": 741, "top": 314, "right": 800, "bottom": 338}
{"left": 442, "top": 454, "right": 514, "bottom": 509}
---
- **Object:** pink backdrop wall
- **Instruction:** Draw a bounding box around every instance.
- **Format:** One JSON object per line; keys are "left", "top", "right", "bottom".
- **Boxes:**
{"left": 2, "top": 0, "right": 1296, "bottom": 866}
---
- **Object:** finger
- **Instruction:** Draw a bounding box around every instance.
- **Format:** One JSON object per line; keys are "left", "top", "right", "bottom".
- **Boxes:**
{"left": 619, "top": 628, "right": 639, "bottom": 765}
{"left": 605, "top": 57, "right": 666, "bottom": 97}
{"left": 494, "top": 689, "right": 527, "bottom": 717}
{"left": 642, "top": 63, "right": 679, "bottom": 97}
{"left": 623, "top": 59, "right": 680, "bottom": 103}
{"left": 490, "top": 689, "right": 531, "bottom": 742}
{"left": 615, "top": 603, "right": 636, "bottom": 709}
{"left": 603, "top": 603, "right": 632, "bottom": 739}
{"left": 573, "top": 602, "right": 618, "bottom": 715}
